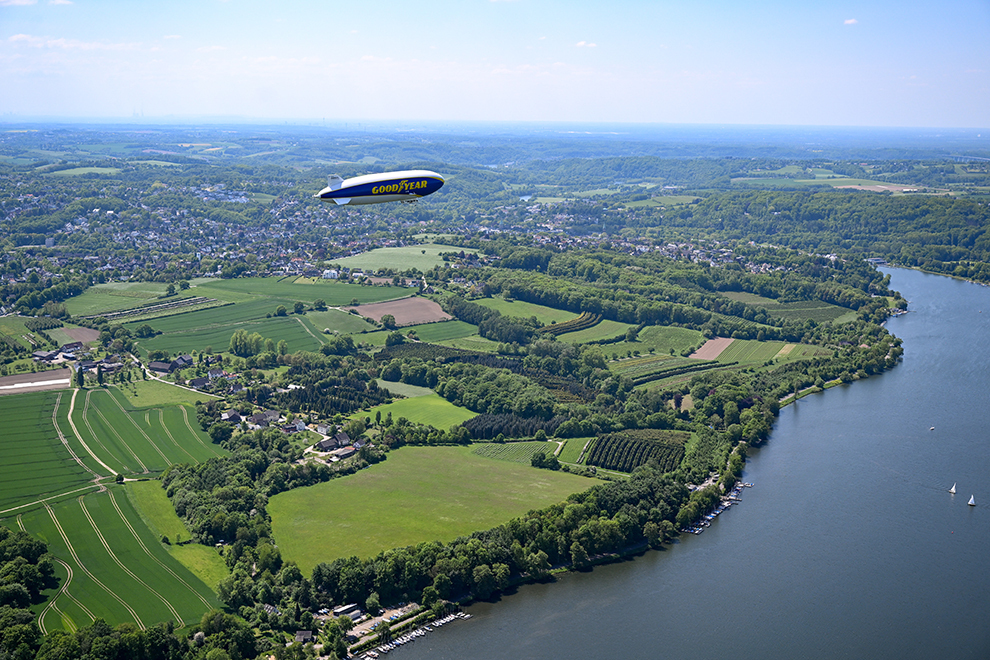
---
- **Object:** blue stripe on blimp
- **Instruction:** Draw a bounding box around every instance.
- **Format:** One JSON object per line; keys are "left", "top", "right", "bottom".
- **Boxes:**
{"left": 319, "top": 176, "right": 444, "bottom": 201}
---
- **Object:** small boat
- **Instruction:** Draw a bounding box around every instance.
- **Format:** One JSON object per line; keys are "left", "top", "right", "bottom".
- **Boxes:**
{"left": 950, "top": 483, "right": 956, "bottom": 494}
{"left": 968, "top": 495, "right": 976, "bottom": 506}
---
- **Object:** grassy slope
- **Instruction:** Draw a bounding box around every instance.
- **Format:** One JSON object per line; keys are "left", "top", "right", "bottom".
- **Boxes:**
{"left": 351, "top": 393, "right": 477, "bottom": 429}
{"left": 268, "top": 446, "right": 590, "bottom": 573}
{"left": 126, "top": 480, "right": 229, "bottom": 590}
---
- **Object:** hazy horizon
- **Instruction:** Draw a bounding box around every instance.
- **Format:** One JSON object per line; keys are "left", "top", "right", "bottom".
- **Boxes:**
{"left": 2, "top": 0, "right": 988, "bottom": 129}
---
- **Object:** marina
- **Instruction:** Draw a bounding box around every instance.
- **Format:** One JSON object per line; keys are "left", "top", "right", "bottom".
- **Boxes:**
{"left": 682, "top": 482, "right": 753, "bottom": 535}
{"left": 360, "top": 613, "right": 473, "bottom": 657}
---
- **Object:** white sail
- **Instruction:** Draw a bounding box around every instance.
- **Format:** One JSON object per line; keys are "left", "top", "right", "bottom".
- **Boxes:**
{"left": 968, "top": 495, "right": 976, "bottom": 506}
{"left": 950, "top": 483, "right": 956, "bottom": 494}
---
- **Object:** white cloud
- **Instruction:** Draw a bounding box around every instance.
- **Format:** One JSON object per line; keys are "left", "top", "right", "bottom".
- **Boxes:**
{"left": 49, "top": 0, "right": 73, "bottom": 5}
{"left": 575, "top": 41, "right": 597, "bottom": 48}
{"left": 0, "top": 0, "right": 37, "bottom": 5}
{"left": 8, "top": 33, "right": 139, "bottom": 50}
{"left": 844, "top": 18, "right": 858, "bottom": 25}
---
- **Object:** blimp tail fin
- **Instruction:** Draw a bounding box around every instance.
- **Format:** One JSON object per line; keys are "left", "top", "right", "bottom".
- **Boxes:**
{"left": 327, "top": 175, "right": 344, "bottom": 190}
{"left": 332, "top": 198, "right": 351, "bottom": 206}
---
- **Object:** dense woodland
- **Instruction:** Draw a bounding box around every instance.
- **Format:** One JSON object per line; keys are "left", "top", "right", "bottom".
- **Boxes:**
{"left": 0, "top": 125, "right": 984, "bottom": 658}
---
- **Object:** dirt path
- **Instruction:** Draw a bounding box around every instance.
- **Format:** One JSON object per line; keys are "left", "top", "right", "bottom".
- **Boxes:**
{"left": 66, "top": 389, "right": 118, "bottom": 476}
{"left": 52, "top": 392, "right": 103, "bottom": 481}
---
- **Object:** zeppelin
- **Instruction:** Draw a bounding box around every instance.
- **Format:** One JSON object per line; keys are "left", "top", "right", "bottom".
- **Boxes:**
{"left": 314, "top": 170, "right": 445, "bottom": 206}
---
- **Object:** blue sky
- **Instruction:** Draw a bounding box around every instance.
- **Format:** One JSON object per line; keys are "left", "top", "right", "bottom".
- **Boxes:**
{"left": 1, "top": 0, "right": 988, "bottom": 127}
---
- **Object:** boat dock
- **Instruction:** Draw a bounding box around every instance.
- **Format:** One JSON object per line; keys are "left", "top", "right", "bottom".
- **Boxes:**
{"left": 360, "top": 612, "right": 473, "bottom": 657}
{"left": 682, "top": 482, "right": 752, "bottom": 535}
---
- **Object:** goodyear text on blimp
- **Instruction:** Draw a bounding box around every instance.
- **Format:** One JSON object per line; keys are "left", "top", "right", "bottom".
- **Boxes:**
{"left": 372, "top": 179, "right": 429, "bottom": 195}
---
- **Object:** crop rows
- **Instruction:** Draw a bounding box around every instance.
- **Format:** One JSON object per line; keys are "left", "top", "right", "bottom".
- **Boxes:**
{"left": 540, "top": 312, "right": 602, "bottom": 336}
{"left": 584, "top": 431, "right": 687, "bottom": 473}
{"left": 630, "top": 360, "right": 734, "bottom": 386}
{"left": 471, "top": 441, "right": 555, "bottom": 464}
{"left": 19, "top": 487, "right": 219, "bottom": 632}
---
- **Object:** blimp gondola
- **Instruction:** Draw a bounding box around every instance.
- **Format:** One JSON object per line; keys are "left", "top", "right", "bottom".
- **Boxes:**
{"left": 314, "top": 169, "right": 445, "bottom": 206}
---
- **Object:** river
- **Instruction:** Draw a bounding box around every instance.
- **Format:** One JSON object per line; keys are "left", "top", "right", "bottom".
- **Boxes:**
{"left": 394, "top": 268, "right": 990, "bottom": 660}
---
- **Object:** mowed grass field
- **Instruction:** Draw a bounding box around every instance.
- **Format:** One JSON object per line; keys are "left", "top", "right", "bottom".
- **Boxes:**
{"left": 719, "top": 292, "right": 857, "bottom": 324}
{"left": 331, "top": 244, "right": 477, "bottom": 272}
{"left": 351, "top": 394, "right": 477, "bottom": 429}
{"left": 556, "top": 319, "right": 635, "bottom": 344}
{"left": 126, "top": 481, "right": 229, "bottom": 590}
{"left": 268, "top": 446, "right": 591, "bottom": 573}
{"left": 17, "top": 486, "right": 220, "bottom": 632}
{"left": 606, "top": 325, "right": 704, "bottom": 361}
{"left": 475, "top": 297, "right": 577, "bottom": 325}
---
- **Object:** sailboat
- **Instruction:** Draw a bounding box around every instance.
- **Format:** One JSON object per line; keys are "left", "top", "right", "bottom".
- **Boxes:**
{"left": 950, "top": 483, "right": 956, "bottom": 494}
{"left": 968, "top": 495, "right": 976, "bottom": 506}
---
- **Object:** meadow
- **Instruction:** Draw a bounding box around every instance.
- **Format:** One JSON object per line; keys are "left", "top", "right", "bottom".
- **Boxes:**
{"left": 406, "top": 320, "right": 477, "bottom": 342}
{"left": 351, "top": 393, "right": 477, "bottom": 429}
{"left": 475, "top": 297, "right": 578, "bottom": 325}
{"left": 555, "top": 319, "right": 635, "bottom": 344}
{"left": 330, "top": 244, "right": 477, "bottom": 272}
{"left": 604, "top": 325, "right": 704, "bottom": 360}
{"left": 267, "top": 445, "right": 591, "bottom": 573}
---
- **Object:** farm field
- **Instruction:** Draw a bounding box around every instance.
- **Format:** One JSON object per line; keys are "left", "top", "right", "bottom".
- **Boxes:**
{"left": 17, "top": 486, "right": 220, "bottom": 632}
{"left": 0, "top": 315, "right": 42, "bottom": 351}
{"left": 471, "top": 441, "right": 557, "bottom": 464}
{"left": 373, "top": 380, "right": 434, "bottom": 398}
{"left": 302, "top": 308, "right": 375, "bottom": 335}
{"left": 331, "top": 243, "right": 477, "bottom": 272}
{"left": 557, "top": 437, "right": 592, "bottom": 464}
{"left": 64, "top": 282, "right": 194, "bottom": 317}
{"left": 434, "top": 334, "right": 501, "bottom": 352}
{"left": 268, "top": 445, "right": 591, "bottom": 572}
{"left": 351, "top": 393, "right": 477, "bottom": 429}
{"left": 407, "top": 320, "right": 477, "bottom": 342}
{"left": 0, "top": 391, "right": 96, "bottom": 513}
{"left": 716, "top": 339, "right": 831, "bottom": 364}
{"left": 129, "top": 304, "right": 324, "bottom": 357}
{"left": 603, "top": 325, "right": 704, "bottom": 359}
{"left": 126, "top": 481, "right": 229, "bottom": 590}
{"left": 114, "top": 378, "right": 215, "bottom": 408}
{"left": 346, "top": 297, "right": 451, "bottom": 326}
{"left": 556, "top": 319, "right": 635, "bottom": 344}
{"left": 475, "top": 297, "right": 577, "bottom": 325}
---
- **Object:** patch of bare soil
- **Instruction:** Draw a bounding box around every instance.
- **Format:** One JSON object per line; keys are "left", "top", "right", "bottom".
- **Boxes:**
{"left": 690, "top": 337, "right": 734, "bottom": 360}
{"left": 347, "top": 297, "right": 452, "bottom": 326}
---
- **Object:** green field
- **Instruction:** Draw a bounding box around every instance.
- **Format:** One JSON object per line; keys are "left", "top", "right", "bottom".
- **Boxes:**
{"left": 64, "top": 282, "right": 191, "bottom": 317}
{"left": 556, "top": 437, "right": 592, "bottom": 464}
{"left": 0, "top": 315, "right": 41, "bottom": 351}
{"left": 605, "top": 325, "right": 704, "bottom": 360}
{"left": 471, "top": 440, "right": 556, "bottom": 463}
{"left": 556, "top": 319, "right": 635, "bottom": 344}
{"left": 0, "top": 391, "right": 96, "bottom": 513}
{"left": 331, "top": 244, "right": 477, "bottom": 272}
{"left": 434, "top": 334, "right": 502, "bottom": 352}
{"left": 126, "top": 481, "right": 229, "bottom": 590}
{"left": 268, "top": 445, "right": 591, "bottom": 572}
{"left": 18, "top": 487, "right": 220, "bottom": 632}
{"left": 114, "top": 379, "right": 215, "bottom": 408}
{"left": 374, "top": 380, "right": 435, "bottom": 398}
{"left": 302, "top": 308, "right": 375, "bottom": 335}
{"left": 407, "top": 320, "right": 478, "bottom": 342}
{"left": 475, "top": 297, "right": 577, "bottom": 325}
{"left": 46, "top": 167, "right": 122, "bottom": 177}
{"left": 351, "top": 393, "right": 477, "bottom": 429}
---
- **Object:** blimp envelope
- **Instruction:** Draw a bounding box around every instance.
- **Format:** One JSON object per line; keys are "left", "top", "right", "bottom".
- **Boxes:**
{"left": 315, "top": 170, "right": 445, "bottom": 205}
